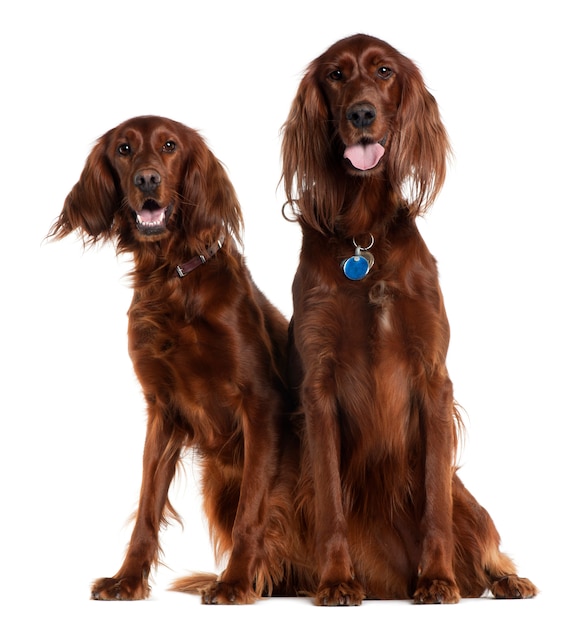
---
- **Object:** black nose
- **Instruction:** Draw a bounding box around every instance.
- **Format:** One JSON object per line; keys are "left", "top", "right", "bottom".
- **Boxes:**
{"left": 134, "top": 169, "right": 161, "bottom": 193}
{"left": 346, "top": 103, "right": 376, "bottom": 128}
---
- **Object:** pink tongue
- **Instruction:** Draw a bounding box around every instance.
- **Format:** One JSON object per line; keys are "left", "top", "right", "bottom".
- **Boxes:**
{"left": 344, "top": 142, "right": 385, "bottom": 170}
{"left": 138, "top": 207, "right": 164, "bottom": 223}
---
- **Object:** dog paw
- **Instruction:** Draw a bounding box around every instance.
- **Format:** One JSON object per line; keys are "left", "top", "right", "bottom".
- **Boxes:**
{"left": 201, "top": 580, "right": 258, "bottom": 605}
{"left": 91, "top": 576, "right": 150, "bottom": 600}
{"left": 413, "top": 578, "right": 460, "bottom": 604}
{"left": 315, "top": 580, "right": 365, "bottom": 606}
{"left": 491, "top": 575, "right": 538, "bottom": 599}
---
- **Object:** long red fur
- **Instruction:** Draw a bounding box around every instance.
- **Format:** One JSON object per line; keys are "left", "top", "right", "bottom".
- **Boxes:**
{"left": 280, "top": 34, "right": 537, "bottom": 605}
{"left": 48, "top": 116, "right": 295, "bottom": 603}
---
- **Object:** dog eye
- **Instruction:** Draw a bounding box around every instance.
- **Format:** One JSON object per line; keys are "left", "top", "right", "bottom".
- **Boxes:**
{"left": 377, "top": 66, "right": 393, "bottom": 79}
{"left": 117, "top": 143, "right": 131, "bottom": 156}
{"left": 162, "top": 141, "right": 176, "bottom": 153}
{"left": 328, "top": 69, "right": 343, "bottom": 81}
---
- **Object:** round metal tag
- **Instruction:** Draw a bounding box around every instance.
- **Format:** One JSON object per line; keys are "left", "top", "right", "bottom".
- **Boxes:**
{"left": 342, "top": 254, "right": 370, "bottom": 280}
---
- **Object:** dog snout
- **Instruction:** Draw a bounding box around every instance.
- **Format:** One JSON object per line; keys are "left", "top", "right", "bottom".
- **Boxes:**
{"left": 346, "top": 103, "right": 376, "bottom": 129}
{"left": 134, "top": 168, "right": 161, "bottom": 193}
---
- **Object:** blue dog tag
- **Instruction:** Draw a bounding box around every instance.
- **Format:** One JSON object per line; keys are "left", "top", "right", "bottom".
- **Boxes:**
{"left": 342, "top": 254, "right": 370, "bottom": 280}
{"left": 341, "top": 235, "right": 375, "bottom": 281}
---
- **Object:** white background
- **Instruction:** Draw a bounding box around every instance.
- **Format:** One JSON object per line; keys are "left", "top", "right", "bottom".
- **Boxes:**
{"left": 1, "top": 1, "right": 565, "bottom": 624}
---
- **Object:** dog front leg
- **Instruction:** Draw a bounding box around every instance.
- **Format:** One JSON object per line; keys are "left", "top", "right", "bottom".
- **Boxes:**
{"left": 413, "top": 377, "right": 460, "bottom": 604}
{"left": 91, "top": 410, "right": 183, "bottom": 600}
{"left": 201, "top": 398, "right": 282, "bottom": 605}
{"left": 302, "top": 378, "right": 365, "bottom": 607}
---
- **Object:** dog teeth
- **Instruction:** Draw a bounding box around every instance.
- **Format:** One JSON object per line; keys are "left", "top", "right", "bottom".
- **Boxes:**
{"left": 136, "top": 212, "right": 165, "bottom": 227}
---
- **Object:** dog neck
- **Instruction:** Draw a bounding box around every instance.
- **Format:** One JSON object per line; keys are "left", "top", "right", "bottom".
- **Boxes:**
{"left": 337, "top": 181, "right": 401, "bottom": 237}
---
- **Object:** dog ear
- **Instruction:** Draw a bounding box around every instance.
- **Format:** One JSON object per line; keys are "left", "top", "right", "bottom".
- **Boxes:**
{"left": 281, "top": 66, "right": 343, "bottom": 233}
{"left": 180, "top": 130, "right": 243, "bottom": 254}
{"left": 388, "top": 63, "right": 451, "bottom": 214}
{"left": 48, "top": 133, "right": 119, "bottom": 244}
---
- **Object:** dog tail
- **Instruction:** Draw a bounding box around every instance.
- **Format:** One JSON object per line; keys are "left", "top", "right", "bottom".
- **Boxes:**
{"left": 170, "top": 572, "right": 218, "bottom": 595}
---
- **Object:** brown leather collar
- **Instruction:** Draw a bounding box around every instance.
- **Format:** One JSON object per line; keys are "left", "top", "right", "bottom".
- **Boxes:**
{"left": 175, "top": 237, "right": 224, "bottom": 278}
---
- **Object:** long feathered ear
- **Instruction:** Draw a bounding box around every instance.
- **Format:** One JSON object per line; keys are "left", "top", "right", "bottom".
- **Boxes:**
{"left": 388, "top": 62, "right": 451, "bottom": 215}
{"left": 180, "top": 131, "right": 243, "bottom": 253}
{"left": 281, "top": 66, "right": 344, "bottom": 233}
{"left": 47, "top": 133, "right": 119, "bottom": 244}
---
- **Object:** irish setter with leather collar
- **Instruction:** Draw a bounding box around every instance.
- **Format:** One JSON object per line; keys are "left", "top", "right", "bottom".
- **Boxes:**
{"left": 281, "top": 34, "right": 537, "bottom": 605}
{"left": 49, "top": 115, "right": 294, "bottom": 603}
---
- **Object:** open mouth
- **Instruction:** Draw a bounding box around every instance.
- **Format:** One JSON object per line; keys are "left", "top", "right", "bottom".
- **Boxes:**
{"left": 134, "top": 200, "right": 172, "bottom": 235}
{"left": 343, "top": 136, "right": 387, "bottom": 171}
